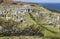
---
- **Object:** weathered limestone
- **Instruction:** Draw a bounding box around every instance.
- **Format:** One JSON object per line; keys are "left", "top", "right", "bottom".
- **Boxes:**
{"left": 0, "top": 4, "right": 34, "bottom": 15}
{"left": 6, "top": 16, "right": 11, "bottom": 20}
{"left": 43, "top": 13, "right": 60, "bottom": 29}
{"left": 0, "top": 26, "right": 3, "bottom": 31}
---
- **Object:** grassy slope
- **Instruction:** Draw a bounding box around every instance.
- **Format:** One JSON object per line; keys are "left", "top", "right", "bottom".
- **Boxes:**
{"left": 36, "top": 7, "right": 60, "bottom": 38}
{"left": 0, "top": 4, "right": 60, "bottom": 39}
{"left": 27, "top": 6, "right": 60, "bottom": 38}
{"left": 0, "top": 36, "right": 43, "bottom": 39}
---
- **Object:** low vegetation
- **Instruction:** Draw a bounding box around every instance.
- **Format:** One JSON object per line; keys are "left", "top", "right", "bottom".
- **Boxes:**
{"left": 0, "top": 1, "right": 60, "bottom": 39}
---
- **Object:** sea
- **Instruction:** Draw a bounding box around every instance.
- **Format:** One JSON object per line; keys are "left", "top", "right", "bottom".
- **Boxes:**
{"left": 37, "top": 3, "right": 60, "bottom": 12}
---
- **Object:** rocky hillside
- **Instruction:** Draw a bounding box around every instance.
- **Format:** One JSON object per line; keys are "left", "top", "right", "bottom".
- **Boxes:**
{"left": 0, "top": 0, "right": 60, "bottom": 39}
{"left": 0, "top": 3, "right": 60, "bottom": 29}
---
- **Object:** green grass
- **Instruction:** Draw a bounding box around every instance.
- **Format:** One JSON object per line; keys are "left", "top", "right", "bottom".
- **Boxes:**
{"left": 23, "top": 13, "right": 37, "bottom": 25}
{"left": 0, "top": 4, "right": 60, "bottom": 39}
{"left": 29, "top": 12, "right": 60, "bottom": 39}
{"left": 0, "top": 36, "right": 43, "bottom": 39}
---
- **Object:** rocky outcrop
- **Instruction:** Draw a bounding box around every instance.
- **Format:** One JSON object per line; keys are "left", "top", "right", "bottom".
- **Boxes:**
{"left": 37, "top": 11, "right": 60, "bottom": 29}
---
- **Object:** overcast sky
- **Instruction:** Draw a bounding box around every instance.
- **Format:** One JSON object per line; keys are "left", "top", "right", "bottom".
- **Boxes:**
{"left": 15, "top": 0, "right": 60, "bottom": 3}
